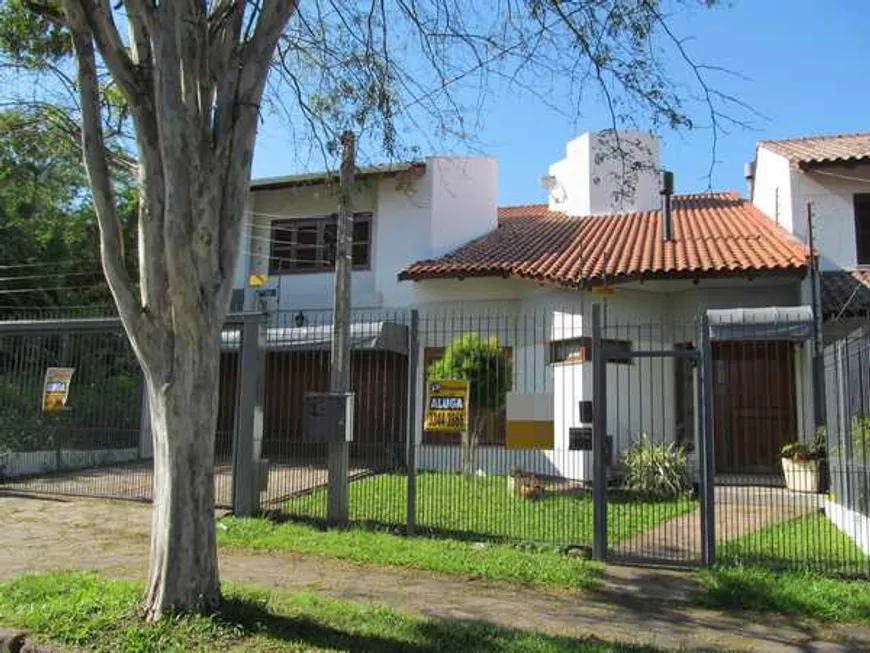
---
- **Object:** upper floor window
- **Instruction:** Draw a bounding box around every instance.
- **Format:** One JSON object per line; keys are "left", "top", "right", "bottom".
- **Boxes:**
{"left": 269, "top": 212, "right": 372, "bottom": 274}
{"left": 854, "top": 194, "right": 870, "bottom": 265}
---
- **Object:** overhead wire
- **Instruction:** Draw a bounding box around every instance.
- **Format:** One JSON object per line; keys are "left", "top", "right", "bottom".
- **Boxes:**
{"left": 243, "top": 209, "right": 372, "bottom": 222}
{"left": 240, "top": 249, "right": 332, "bottom": 267}
{"left": 0, "top": 283, "right": 109, "bottom": 295}
{"left": 0, "top": 269, "right": 106, "bottom": 284}
{"left": 0, "top": 259, "right": 102, "bottom": 271}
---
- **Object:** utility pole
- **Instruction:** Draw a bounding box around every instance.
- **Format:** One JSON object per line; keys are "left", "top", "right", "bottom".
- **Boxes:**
{"left": 807, "top": 202, "right": 827, "bottom": 427}
{"left": 327, "top": 130, "right": 355, "bottom": 524}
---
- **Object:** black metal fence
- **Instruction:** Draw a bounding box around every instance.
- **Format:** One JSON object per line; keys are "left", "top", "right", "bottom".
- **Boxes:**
{"left": 0, "top": 317, "right": 243, "bottom": 507}
{"left": 1, "top": 305, "right": 869, "bottom": 578}
{"left": 0, "top": 319, "right": 150, "bottom": 500}
{"left": 823, "top": 323, "right": 870, "bottom": 573}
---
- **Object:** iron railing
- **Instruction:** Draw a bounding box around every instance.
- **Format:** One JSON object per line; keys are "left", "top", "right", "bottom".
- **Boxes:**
{"left": 0, "top": 305, "right": 867, "bottom": 578}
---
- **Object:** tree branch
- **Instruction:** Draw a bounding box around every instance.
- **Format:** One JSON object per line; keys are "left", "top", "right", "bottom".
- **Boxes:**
{"left": 62, "top": 0, "right": 147, "bottom": 340}
{"left": 77, "top": 0, "right": 141, "bottom": 100}
{"left": 125, "top": 0, "right": 156, "bottom": 36}
{"left": 215, "top": 1, "right": 300, "bottom": 297}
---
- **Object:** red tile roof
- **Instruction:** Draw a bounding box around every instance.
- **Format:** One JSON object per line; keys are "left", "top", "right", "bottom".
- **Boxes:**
{"left": 399, "top": 192, "right": 809, "bottom": 288}
{"left": 821, "top": 269, "right": 870, "bottom": 318}
{"left": 760, "top": 133, "right": 870, "bottom": 168}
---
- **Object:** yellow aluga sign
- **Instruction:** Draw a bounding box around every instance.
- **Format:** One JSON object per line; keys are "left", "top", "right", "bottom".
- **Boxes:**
{"left": 42, "top": 367, "right": 74, "bottom": 414}
{"left": 424, "top": 379, "right": 469, "bottom": 432}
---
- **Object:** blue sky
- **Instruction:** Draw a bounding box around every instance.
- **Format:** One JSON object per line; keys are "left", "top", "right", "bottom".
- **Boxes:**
{"left": 251, "top": 0, "right": 870, "bottom": 206}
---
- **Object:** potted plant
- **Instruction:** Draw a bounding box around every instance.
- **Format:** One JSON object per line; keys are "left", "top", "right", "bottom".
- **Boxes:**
{"left": 507, "top": 466, "right": 544, "bottom": 499}
{"left": 781, "top": 432, "right": 826, "bottom": 493}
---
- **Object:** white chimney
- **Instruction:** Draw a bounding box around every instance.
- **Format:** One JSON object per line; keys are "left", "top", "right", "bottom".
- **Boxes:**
{"left": 546, "top": 131, "right": 661, "bottom": 216}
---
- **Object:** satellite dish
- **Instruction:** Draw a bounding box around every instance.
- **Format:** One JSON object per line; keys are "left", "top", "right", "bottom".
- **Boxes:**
{"left": 541, "top": 175, "right": 566, "bottom": 204}
{"left": 540, "top": 174, "right": 557, "bottom": 190}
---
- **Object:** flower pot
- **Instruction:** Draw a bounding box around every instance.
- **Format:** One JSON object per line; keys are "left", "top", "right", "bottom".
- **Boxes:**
{"left": 508, "top": 473, "right": 543, "bottom": 499}
{"left": 782, "top": 457, "right": 821, "bottom": 493}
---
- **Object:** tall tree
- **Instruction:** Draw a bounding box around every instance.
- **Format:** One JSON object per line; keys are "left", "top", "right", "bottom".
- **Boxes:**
{"left": 3, "top": 0, "right": 742, "bottom": 619}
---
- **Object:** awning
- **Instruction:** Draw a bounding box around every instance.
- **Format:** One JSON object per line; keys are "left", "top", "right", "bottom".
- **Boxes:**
{"left": 706, "top": 306, "right": 814, "bottom": 342}
{"left": 221, "top": 321, "right": 408, "bottom": 354}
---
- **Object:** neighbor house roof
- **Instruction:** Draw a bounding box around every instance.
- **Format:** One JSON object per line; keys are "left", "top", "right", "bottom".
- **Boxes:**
{"left": 759, "top": 133, "right": 870, "bottom": 169}
{"left": 250, "top": 162, "right": 426, "bottom": 191}
{"left": 399, "top": 192, "right": 809, "bottom": 288}
{"left": 821, "top": 269, "right": 870, "bottom": 319}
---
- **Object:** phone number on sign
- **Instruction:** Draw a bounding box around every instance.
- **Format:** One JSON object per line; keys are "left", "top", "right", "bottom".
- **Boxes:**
{"left": 425, "top": 412, "right": 466, "bottom": 429}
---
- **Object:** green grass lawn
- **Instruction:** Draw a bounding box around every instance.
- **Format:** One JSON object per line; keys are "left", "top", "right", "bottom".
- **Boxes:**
{"left": 702, "top": 511, "right": 870, "bottom": 623}
{"left": 218, "top": 517, "right": 603, "bottom": 589}
{"left": 283, "top": 472, "right": 696, "bottom": 546}
{"left": 0, "top": 571, "right": 675, "bottom": 653}
{"left": 717, "top": 511, "right": 869, "bottom": 574}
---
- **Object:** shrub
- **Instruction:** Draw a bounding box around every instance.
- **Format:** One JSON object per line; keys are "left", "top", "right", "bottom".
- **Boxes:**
{"left": 621, "top": 435, "right": 691, "bottom": 499}
{"left": 831, "top": 416, "right": 870, "bottom": 462}
{"left": 781, "top": 427, "right": 827, "bottom": 462}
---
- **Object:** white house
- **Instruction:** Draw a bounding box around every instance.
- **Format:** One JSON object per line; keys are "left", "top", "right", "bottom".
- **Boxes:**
{"left": 230, "top": 129, "right": 870, "bottom": 484}
{"left": 749, "top": 133, "right": 870, "bottom": 329}
{"left": 748, "top": 132, "right": 870, "bottom": 553}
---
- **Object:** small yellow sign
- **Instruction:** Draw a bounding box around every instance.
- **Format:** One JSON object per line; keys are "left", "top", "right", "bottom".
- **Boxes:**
{"left": 42, "top": 367, "right": 74, "bottom": 414}
{"left": 424, "top": 379, "right": 469, "bottom": 432}
{"left": 248, "top": 272, "right": 268, "bottom": 287}
{"left": 591, "top": 285, "right": 616, "bottom": 296}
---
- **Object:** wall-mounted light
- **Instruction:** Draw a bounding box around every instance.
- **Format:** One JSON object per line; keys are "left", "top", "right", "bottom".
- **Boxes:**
{"left": 294, "top": 311, "right": 305, "bottom": 327}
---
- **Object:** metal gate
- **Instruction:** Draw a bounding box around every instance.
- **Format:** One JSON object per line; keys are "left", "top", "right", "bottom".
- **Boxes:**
{"left": 590, "top": 304, "right": 715, "bottom": 566}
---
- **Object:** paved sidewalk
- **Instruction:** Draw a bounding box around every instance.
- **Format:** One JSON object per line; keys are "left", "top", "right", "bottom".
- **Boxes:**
{"left": 1, "top": 494, "right": 868, "bottom": 652}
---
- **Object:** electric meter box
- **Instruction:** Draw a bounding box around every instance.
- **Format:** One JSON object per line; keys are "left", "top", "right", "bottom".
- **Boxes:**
{"left": 302, "top": 392, "right": 354, "bottom": 442}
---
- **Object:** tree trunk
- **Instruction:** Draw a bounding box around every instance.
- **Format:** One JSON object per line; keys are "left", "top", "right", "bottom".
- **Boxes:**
{"left": 143, "top": 332, "right": 221, "bottom": 620}
{"left": 462, "top": 415, "right": 484, "bottom": 480}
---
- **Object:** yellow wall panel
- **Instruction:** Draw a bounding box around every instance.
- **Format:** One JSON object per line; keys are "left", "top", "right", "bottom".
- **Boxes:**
{"left": 506, "top": 420, "right": 554, "bottom": 450}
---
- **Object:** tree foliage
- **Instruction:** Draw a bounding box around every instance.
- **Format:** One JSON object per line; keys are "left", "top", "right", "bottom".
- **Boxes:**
{"left": 428, "top": 333, "right": 512, "bottom": 479}
{"left": 428, "top": 333, "right": 512, "bottom": 418}
{"left": 0, "top": 108, "right": 136, "bottom": 310}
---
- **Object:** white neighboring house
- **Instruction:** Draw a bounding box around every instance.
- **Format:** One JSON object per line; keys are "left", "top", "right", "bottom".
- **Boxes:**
{"left": 232, "top": 129, "right": 838, "bottom": 485}
{"left": 749, "top": 133, "right": 870, "bottom": 555}
{"left": 749, "top": 133, "right": 870, "bottom": 331}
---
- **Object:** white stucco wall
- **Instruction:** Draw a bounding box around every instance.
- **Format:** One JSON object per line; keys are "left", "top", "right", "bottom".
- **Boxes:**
{"left": 427, "top": 156, "right": 498, "bottom": 259}
{"left": 548, "top": 131, "right": 661, "bottom": 217}
{"left": 242, "top": 181, "right": 379, "bottom": 310}
{"left": 792, "top": 164, "right": 870, "bottom": 270}
{"left": 371, "top": 174, "right": 434, "bottom": 308}
{"left": 825, "top": 499, "right": 870, "bottom": 555}
{"left": 237, "top": 157, "right": 498, "bottom": 312}
{"left": 0, "top": 448, "right": 140, "bottom": 479}
{"left": 752, "top": 147, "right": 794, "bottom": 232}
{"left": 754, "top": 146, "right": 870, "bottom": 271}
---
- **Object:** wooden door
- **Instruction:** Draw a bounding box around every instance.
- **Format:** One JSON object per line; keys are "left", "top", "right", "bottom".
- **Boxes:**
{"left": 712, "top": 341, "right": 797, "bottom": 474}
